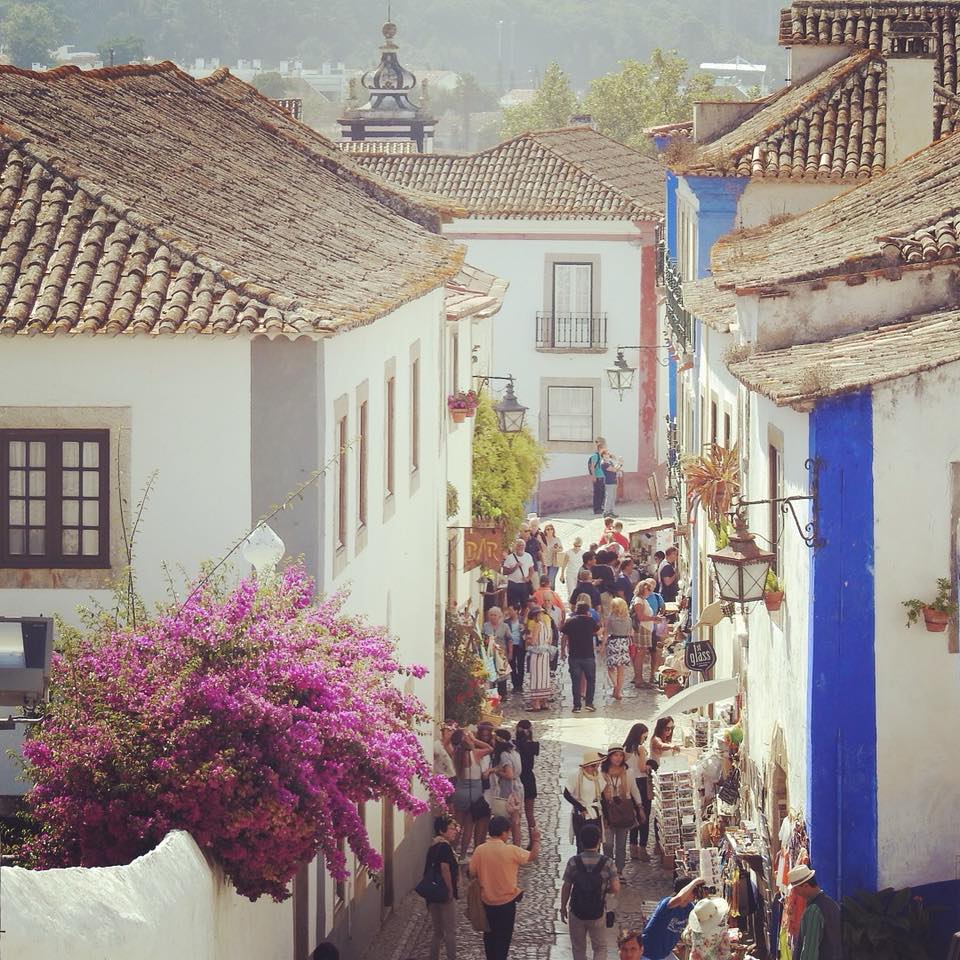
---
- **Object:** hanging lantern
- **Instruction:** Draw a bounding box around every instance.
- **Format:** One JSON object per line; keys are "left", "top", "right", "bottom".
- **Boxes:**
{"left": 494, "top": 378, "right": 527, "bottom": 433}
{"left": 707, "top": 512, "right": 775, "bottom": 605}
{"left": 605, "top": 349, "right": 636, "bottom": 401}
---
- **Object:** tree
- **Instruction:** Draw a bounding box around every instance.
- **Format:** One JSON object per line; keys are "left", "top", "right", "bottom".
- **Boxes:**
{"left": 21, "top": 564, "right": 450, "bottom": 901}
{"left": 1, "top": 2, "right": 58, "bottom": 67}
{"left": 251, "top": 71, "right": 289, "bottom": 98}
{"left": 500, "top": 62, "right": 578, "bottom": 138}
{"left": 97, "top": 35, "right": 145, "bottom": 65}
{"left": 582, "top": 49, "right": 719, "bottom": 151}
{"left": 471, "top": 391, "right": 546, "bottom": 538}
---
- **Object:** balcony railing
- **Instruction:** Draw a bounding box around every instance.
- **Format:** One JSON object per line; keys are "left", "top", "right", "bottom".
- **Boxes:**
{"left": 535, "top": 312, "right": 608, "bottom": 349}
{"left": 664, "top": 255, "right": 692, "bottom": 354}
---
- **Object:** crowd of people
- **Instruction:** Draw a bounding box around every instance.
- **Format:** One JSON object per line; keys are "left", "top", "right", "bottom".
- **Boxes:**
{"left": 486, "top": 513, "right": 683, "bottom": 712}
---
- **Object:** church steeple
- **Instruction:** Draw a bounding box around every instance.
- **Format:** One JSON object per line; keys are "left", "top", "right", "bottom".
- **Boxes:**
{"left": 338, "top": 17, "right": 437, "bottom": 153}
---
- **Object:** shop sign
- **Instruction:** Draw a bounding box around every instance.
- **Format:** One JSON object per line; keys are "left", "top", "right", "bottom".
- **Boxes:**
{"left": 463, "top": 522, "right": 505, "bottom": 572}
{"left": 685, "top": 639, "right": 717, "bottom": 674}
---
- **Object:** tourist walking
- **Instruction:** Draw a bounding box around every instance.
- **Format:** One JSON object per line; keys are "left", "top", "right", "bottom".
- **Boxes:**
{"left": 560, "top": 822, "right": 620, "bottom": 960}
{"left": 542, "top": 523, "right": 564, "bottom": 588}
{"left": 482, "top": 607, "right": 511, "bottom": 701}
{"left": 601, "top": 449, "right": 621, "bottom": 517}
{"left": 592, "top": 550, "right": 617, "bottom": 620}
{"left": 561, "top": 599, "right": 600, "bottom": 713}
{"left": 422, "top": 815, "right": 460, "bottom": 960}
{"left": 515, "top": 719, "right": 539, "bottom": 841}
{"left": 631, "top": 580, "right": 664, "bottom": 685}
{"left": 788, "top": 865, "right": 842, "bottom": 960}
{"left": 602, "top": 597, "right": 633, "bottom": 701}
{"left": 658, "top": 546, "right": 680, "bottom": 605}
{"left": 525, "top": 606, "right": 553, "bottom": 711}
{"left": 502, "top": 539, "right": 535, "bottom": 610}
{"left": 504, "top": 605, "right": 525, "bottom": 693}
{"left": 588, "top": 437, "right": 607, "bottom": 515}
{"left": 600, "top": 745, "right": 645, "bottom": 878}
{"left": 468, "top": 816, "right": 541, "bottom": 960}
{"left": 488, "top": 729, "right": 524, "bottom": 846}
{"left": 570, "top": 568, "right": 601, "bottom": 611}
{"left": 617, "top": 930, "right": 643, "bottom": 960}
{"left": 533, "top": 574, "right": 565, "bottom": 629}
{"left": 642, "top": 876, "right": 705, "bottom": 960}
{"left": 564, "top": 750, "right": 606, "bottom": 853}
{"left": 473, "top": 722, "right": 496, "bottom": 850}
{"left": 450, "top": 728, "right": 492, "bottom": 859}
{"left": 623, "top": 723, "right": 652, "bottom": 861}
{"left": 560, "top": 536, "right": 585, "bottom": 593}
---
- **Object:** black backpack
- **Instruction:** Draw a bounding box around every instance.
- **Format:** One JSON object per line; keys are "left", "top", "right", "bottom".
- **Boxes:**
{"left": 569, "top": 854, "right": 609, "bottom": 921}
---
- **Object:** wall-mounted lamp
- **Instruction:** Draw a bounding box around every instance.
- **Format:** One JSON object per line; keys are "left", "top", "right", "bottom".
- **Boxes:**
{"left": 473, "top": 375, "right": 528, "bottom": 433}
{"left": 605, "top": 344, "right": 671, "bottom": 401}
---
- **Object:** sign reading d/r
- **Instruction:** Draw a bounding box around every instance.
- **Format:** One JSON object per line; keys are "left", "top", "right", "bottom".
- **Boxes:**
{"left": 684, "top": 639, "right": 717, "bottom": 674}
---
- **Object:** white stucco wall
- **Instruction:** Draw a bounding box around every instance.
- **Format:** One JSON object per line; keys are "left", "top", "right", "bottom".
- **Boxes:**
{"left": 0, "top": 336, "right": 252, "bottom": 621}
{"left": 3, "top": 831, "right": 291, "bottom": 960}
{"left": 736, "top": 181, "right": 846, "bottom": 230}
{"left": 444, "top": 218, "right": 648, "bottom": 491}
{"left": 872, "top": 364, "right": 960, "bottom": 889}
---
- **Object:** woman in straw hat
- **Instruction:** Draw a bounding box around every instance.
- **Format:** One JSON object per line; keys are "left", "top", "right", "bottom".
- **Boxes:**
{"left": 681, "top": 896, "right": 732, "bottom": 960}
{"left": 563, "top": 749, "right": 606, "bottom": 853}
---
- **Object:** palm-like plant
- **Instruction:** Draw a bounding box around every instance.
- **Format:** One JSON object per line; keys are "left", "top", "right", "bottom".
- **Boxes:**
{"left": 682, "top": 443, "right": 741, "bottom": 525}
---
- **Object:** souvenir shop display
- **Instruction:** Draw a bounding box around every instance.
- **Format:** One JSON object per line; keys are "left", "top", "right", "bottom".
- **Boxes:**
{"left": 653, "top": 767, "right": 700, "bottom": 865}
{"left": 766, "top": 814, "right": 810, "bottom": 960}
{"left": 695, "top": 717, "right": 723, "bottom": 748}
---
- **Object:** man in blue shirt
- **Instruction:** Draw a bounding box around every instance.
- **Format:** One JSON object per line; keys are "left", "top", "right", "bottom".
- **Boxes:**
{"left": 642, "top": 876, "right": 704, "bottom": 960}
{"left": 588, "top": 437, "right": 606, "bottom": 515}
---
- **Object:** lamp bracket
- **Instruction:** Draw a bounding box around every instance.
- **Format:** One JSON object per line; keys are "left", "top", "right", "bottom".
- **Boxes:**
{"left": 732, "top": 457, "right": 822, "bottom": 549}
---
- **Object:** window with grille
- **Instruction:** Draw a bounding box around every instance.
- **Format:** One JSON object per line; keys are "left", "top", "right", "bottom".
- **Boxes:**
{"left": 336, "top": 414, "right": 348, "bottom": 550}
{"left": 358, "top": 400, "right": 368, "bottom": 528}
{"left": 1, "top": 430, "right": 109, "bottom": 568}
{"left": 546, "top": 386, "right": 594, "bottom": 442}
{"left": 552, "top": 263, "right": 592, "bottom": 315}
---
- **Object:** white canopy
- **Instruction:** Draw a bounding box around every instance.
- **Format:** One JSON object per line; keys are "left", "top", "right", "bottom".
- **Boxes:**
{"left": 651, "top": 676, "right": 739, "bottom": 722}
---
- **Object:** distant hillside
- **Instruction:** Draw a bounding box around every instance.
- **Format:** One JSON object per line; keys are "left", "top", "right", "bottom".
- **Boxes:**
{"left": 50, "top": 0, "right": 786, "bottom": 88}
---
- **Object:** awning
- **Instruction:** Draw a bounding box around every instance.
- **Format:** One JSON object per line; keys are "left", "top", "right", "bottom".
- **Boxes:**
{"left": 651, "top": 676, "right": 739, "bottom": 722}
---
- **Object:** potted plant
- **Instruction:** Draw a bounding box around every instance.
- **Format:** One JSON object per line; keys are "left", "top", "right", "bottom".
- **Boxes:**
{"left": 763, "top": 570, "right": 785, "bottom": 612}
{"left": 660, "top": 667, "right": 684, "bottom": 697}
{"left": 902, "top": 577, "right": 958, "bottom": 632}
{"left": 447, "top": 390, "right": 478, "bottom": 422}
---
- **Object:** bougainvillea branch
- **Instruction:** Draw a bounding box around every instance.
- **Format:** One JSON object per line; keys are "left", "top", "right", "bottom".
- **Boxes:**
{"left": 22, "top": 563, "right": 450, "bottom": 901}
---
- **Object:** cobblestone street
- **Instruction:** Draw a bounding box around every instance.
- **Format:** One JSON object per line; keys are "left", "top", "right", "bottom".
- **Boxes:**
{"left": 363, "top": 506, "right": 675, "bottom": 960}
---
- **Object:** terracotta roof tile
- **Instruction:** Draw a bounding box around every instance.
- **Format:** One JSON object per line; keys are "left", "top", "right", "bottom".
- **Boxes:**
{"left": 878, "top": 215, "right": 960, "bottom": 261}
{"left": 710, "top": 125, "right": 960, "bottom": 289}
{"left": 682, "top": 278, "right": 738, "bottom": 331}
{"left": 352, "top": 126, "right": 664, "bottom": 220}
{"left": 0, "top": 62, "right": 463, "bottom": 337}
{"left": 684, "top": 51, "right": 889, "bottom": 180}
{"left": 728, "top": 306, "right": 960, "bottom": 405}
{"left": 779, "top": 2, "right": 960, "bottom": 136}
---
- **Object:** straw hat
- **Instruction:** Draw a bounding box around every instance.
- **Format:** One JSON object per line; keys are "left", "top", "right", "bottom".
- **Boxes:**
{"left": 687, "top": 897, "right": 729, "bottom": 936}
{"left": 580, "top": 749, "right": 606, "bottom": 768}
{"left": 787, "top": 864, "right": 816, "bottom": 886}
{"left": 694, "top": 600, "right": 726, "bottom": 630}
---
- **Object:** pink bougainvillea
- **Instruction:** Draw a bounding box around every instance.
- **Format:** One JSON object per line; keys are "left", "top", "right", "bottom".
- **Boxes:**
{"left": 21, "top": 564, "right": 450, "bottom": 901}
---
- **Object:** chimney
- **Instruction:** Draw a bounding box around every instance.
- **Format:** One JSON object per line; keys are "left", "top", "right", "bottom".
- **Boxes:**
{"left": 693, "top": 100, "right": 761, "bottom": 143}
{"left": 569, "top": 113, "right": 595, "bottom": 128}
{"left": 885, "top": 20, "right": 937, "bottom": 166}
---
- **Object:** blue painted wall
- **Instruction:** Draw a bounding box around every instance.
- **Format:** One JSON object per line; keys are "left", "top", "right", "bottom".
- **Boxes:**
{"left": 807, "top": 391, "right": 878, "bottom": 900}
{"left": 684, "top": 175, "right": 748, "bottom": 280}
{"left": 665, "top": 171, "right": 678, "bottom": 259}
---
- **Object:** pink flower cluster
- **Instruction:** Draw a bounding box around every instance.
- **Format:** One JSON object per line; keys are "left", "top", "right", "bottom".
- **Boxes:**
{"left": 22, "top": 564, "right": 451, "bottom": 901}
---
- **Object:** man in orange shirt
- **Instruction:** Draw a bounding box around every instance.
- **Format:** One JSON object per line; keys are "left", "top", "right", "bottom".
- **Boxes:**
{"left": 469, "top": 815, "right": 541, "bottom": 960}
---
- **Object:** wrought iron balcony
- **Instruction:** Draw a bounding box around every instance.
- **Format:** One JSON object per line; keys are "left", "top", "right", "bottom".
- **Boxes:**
{"left": 535, "top": 312, "right": 608, "bottom": 349}
{"left": 664, "top": 255, "right": 693, "bottom": 354}
{"left": 655, "top": 232, "right": 665, "bottom": 289}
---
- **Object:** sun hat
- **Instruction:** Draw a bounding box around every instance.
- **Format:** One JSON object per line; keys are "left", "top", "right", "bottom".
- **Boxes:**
{"left": 694, "top": 600, "right": 726, "bottom": 630}
{"left": 580, "top": 749, "right": 606, "bottom": 767}
{"left": 606, "top": 744, "right": 626, "bottom": 756}
{"left": 787, "top": 864, "right": 816, "bottom": 886}
{"left": 687, "top": 897, "right": 729, "bottom": 936}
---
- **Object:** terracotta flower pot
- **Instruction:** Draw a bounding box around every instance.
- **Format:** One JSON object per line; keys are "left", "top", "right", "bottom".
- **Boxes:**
{"left": 464, "top": 407, "right": 476, "bottom": 418}
{"left": 663, "top": 681, "right": 683, "bottom": 698}
{"left": 450, "top": 408, "right": 466, "bottom": 423}
{"left": 764, "top": 591, "right": 784, "bottom": 612}
{"left": 922, "top": 606, "right": 950, "bottom": 632}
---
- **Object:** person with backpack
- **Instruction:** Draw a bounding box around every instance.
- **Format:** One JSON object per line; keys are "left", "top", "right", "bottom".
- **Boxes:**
{"left": 419, "top": 815, "right": 460, "bottom": 960}
{"left": 588, "top": 437, "right": 607, "bottom": 515}
{"left": 560, "top": 822, "right": 621, "bottom": 960}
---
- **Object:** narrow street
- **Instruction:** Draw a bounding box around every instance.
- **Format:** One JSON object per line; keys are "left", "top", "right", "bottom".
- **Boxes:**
{"left": 364, "top": 506, "right": 675, "bottom": 960}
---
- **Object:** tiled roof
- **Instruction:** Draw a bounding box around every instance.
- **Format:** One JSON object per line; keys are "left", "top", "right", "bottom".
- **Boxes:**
{"left": 778, "top": 2, "right": 960, "bottom": 136}
{"left": 728, "top": 306, "right": 960, "bottom": 406}
{"left": 710, "top": 123, "right": 960, "bottom": 290}
{"left": 878, "top": 215, "right": 960, "bottom": 261}
{"left": 682, "top": 279, "right": 738, "bottom": 332}
{"left": 352, "top": 126, "right": 664, "bottom": 220}
{"left": 683, "top": 51, "right": 888, "bottom": 180}
{"left": 445, "top": 264, "right": 509, "bottom": 321}
{"left": 0, "top": 62, "right": 463, "bottom": 336}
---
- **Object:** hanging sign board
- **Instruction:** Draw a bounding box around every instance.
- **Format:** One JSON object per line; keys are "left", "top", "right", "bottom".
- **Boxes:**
{"left": 685, "top": 639, "right": 717, "bottom": 674}
{"left": 463, "top": 522, "right": 505, "bottom": 572}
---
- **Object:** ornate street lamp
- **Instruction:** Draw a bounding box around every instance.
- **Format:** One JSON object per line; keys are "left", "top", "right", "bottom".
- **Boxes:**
{"left": 493, "top": 377, "right": 527, "bottom": 433}
{"left": 707, "top": 512, "right": 775, "bottom": 605}
{"left": 606, "top": 349, "right": 636, "bottom": 400}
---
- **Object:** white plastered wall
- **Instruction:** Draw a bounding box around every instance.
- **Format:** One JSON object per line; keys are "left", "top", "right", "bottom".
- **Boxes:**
{"left": 735, "top": 181, "right": 848, "bottom": 231}
{"left": 872, "top": 364, "right": 960, "bottom": 889}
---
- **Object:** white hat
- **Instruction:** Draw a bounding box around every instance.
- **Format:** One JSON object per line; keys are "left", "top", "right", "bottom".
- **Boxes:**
{"left": 787, "top": 864, "right": 816, "bottom": 886}
{"left": 694, "top": 600, "right": 726, "bottom": 630}
{"left": 687, "top": 897, "right": 729, "bottom": 936}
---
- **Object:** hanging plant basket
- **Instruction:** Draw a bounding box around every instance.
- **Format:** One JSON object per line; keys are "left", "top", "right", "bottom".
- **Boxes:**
{"left": 450, "top": 408, "right": 467, "bottom": 424}
{"left": 921, "top": 606, "right": 950, "bottom": 632}
{"left": 764, "top": 591, "right": 784, "bottom": 612}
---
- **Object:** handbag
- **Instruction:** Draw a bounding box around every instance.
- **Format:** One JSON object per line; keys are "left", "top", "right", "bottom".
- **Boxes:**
{"left": 606, "top": 795, "right": 638, "bottom": 829}
{"left": 415, "top": 848, "right": 450, "bottom": 904}
{"left": 468, "top": 776, "right": 490, "bottom": 820}
{"left": 466, "top": 878, "right": 490, "bottom": 932}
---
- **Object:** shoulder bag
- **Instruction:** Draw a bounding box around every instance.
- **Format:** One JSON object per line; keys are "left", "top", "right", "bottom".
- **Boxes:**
{"left": 605, "top": 776, "right": 638, "bottom": 829}
{"left": 415, "top": 845, "right": 450, "bottom": 904}
{"left": 468, "top": 770, "right": 491, "bottom": 821}
{"left": 466, "top": 877, "right": 490, "bottom": 932}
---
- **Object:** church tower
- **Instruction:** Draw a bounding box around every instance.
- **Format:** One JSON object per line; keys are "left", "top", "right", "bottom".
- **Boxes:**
{"left": 338, "top": 19, "right": 436, "bottom": 153}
